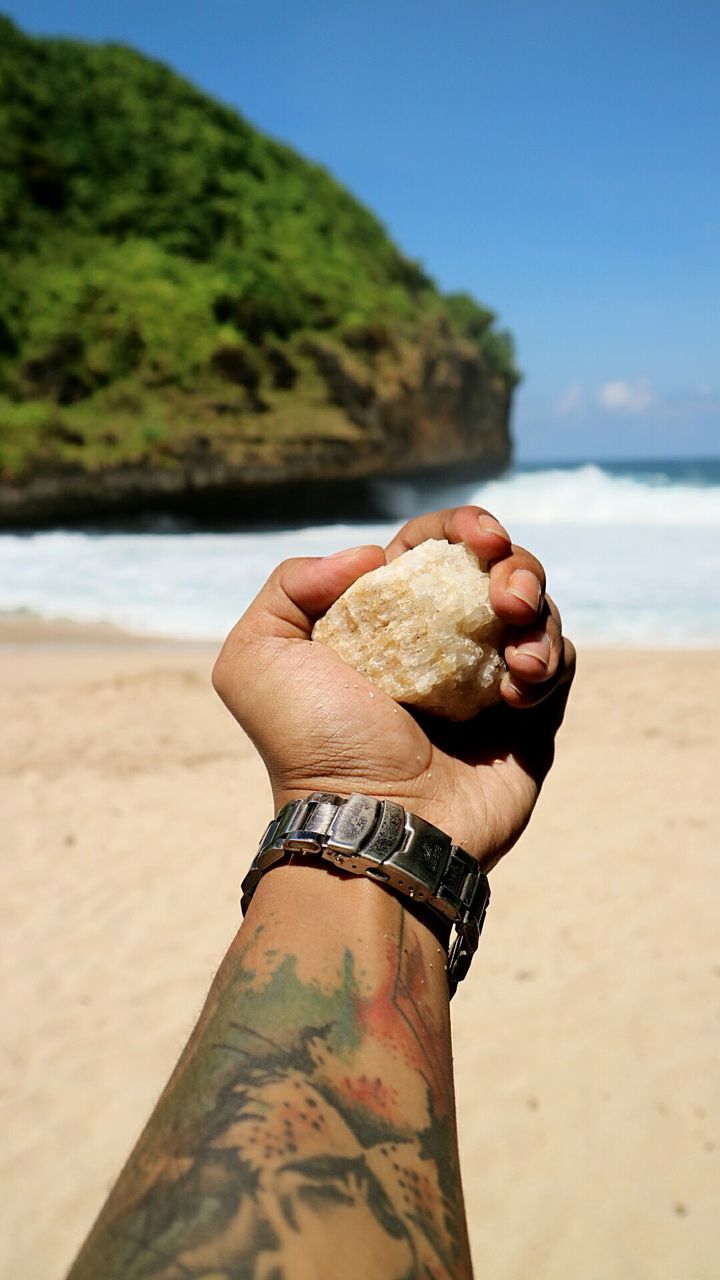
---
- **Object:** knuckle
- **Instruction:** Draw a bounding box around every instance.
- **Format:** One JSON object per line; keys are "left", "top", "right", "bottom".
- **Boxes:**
{"left": 211, "top": 649, "right": 229, "bottom": 697}
{"left": 211, "top": 627, "right": 242, "bottom": 698}
{"left": 211, "top": 660, "right": 225, "bottom": 699}
{"left": 270, "top": 557, "right": 296, "bottom": 583}
{"left": 546, "top": 613, "right": 562, "bottom": 644}
{"left": 546, "top": 592, "right": 561, "bottom": 623}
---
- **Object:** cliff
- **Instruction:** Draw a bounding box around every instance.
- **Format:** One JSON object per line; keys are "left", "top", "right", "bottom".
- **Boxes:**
{"left": 0, "top": 16, "right": 516, "bottom": 525}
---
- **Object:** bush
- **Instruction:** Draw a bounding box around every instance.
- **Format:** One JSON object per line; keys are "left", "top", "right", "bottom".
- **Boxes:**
{"left": 0, "top": 14, "right": 518, "bottom": 476}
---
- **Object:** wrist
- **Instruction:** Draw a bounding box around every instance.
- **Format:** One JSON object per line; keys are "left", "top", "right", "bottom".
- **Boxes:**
{"left": 245, "top": 860, "right": 453, "bottom": 1001}
{"left": 253, "top": 855, "right": 452, "bottom": 943}
{"left": 243, "top": 792, "right": 490, "bottom": 995}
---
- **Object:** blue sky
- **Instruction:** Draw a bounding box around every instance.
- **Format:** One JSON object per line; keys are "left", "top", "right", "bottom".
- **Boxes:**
{"left": 7, "top": 0, "right": 719, "bottom": 460}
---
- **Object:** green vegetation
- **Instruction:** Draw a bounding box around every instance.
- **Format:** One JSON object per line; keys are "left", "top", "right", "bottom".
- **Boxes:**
{"left": 0, "top": 14, "right": 518, "bottom": 482}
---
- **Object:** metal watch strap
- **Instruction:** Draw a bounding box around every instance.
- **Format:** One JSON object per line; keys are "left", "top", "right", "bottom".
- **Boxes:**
{"left": 241, "top": 792, "right": 490, "bottom": 997}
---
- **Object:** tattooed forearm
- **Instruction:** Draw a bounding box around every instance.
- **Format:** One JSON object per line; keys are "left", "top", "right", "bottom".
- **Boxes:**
{"left": 68, "top": 870, "right": 472, "bottom": 1280}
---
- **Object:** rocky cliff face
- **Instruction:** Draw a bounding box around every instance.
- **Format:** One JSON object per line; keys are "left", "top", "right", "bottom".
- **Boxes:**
{"left": 0, "top": 332, "right": 511, "bottom": 525}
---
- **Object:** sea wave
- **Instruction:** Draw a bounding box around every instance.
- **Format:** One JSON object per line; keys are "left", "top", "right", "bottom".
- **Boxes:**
{"left": 1, "top": 464, "right": 719, "bottom": 644}
{"left": 375, "top": 464, "right": 720, "bottom": 526}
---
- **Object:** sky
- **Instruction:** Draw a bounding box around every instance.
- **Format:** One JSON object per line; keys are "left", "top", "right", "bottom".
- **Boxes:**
{"left": 6, "top": 0, "right": 719, "bottom": 461}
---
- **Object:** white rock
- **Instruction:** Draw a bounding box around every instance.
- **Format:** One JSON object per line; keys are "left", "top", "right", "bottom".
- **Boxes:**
{"left": 312, "top": 539, "right": 506, "bottom": 720}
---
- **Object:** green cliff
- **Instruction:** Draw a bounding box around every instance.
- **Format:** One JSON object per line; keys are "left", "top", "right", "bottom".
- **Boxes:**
{"left": 0, "top": 15, "right": 517, "bottom": 523}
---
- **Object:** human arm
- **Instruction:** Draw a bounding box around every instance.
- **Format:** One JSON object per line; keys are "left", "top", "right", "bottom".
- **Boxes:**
{"left": 67, "top": 506, "right": 574, "bottom": 1280}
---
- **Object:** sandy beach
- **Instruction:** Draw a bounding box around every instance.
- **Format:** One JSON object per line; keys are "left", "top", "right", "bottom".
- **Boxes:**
{"left": 1, "top": 624, "right": 718, "bottom": 1279}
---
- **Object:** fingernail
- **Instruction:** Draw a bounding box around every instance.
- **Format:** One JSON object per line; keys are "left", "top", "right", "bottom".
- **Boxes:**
{"left": 326, "top": 545, "right": 367, "bottom": 559}
{"left": 501, "top": 673, "right": 525, "bottom": 698}
{"left": 508, "top": 569, "right": 542, "bottom": 611}
{"left": 478, "top": 516, "right": 511, "bottom": 543}
{"left": 513, "top": 632, "right": 551, "bottom": 669}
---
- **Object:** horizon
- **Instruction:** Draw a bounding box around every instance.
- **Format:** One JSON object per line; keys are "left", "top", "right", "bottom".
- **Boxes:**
{"left": 4, "top": 1, "right": 719, "bottom": 463}
{"left": 510, "top": 453, "right": 720, "bottom": 467}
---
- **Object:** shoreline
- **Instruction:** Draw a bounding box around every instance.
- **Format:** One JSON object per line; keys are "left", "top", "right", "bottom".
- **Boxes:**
{"left": 2, "top": 608, "right": 719, "bottom": 653}
{"left": 0, "top": 610, "right": 217, "bottom": 649}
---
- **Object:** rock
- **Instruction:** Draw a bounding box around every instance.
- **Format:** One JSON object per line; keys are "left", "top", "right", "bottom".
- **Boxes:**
{"left": 312, "top": 539, "right": 506, "bottom": 720}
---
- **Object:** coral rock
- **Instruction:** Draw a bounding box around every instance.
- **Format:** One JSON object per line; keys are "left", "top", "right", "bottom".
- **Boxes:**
{"left": 312, "top": 539, "right": 506, "bottom": 720}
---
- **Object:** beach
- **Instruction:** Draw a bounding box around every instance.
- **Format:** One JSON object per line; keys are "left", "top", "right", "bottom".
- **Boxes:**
{"left": 3, "top": 4, "right": 718, "bottom": 1273}
{"left": 2, "top": 625, "right": 718, "bottom": 1279}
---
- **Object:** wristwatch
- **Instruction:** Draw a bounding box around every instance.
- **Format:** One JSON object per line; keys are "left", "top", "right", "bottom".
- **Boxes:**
{"left": 241, "top": 792, "right": 490, "bottom": 996}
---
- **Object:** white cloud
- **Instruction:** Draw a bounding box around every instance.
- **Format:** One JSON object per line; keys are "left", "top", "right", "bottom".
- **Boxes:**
{"left": 599, "top": 378, "right": 655, "bottom": 414}
{"left": 556, "top": 381, "right": 584, "bottom": 415}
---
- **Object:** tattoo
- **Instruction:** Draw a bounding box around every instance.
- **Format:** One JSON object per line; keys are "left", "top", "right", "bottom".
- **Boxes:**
{"left": 69, "top": 910, "right": 470, "bottom": 1280}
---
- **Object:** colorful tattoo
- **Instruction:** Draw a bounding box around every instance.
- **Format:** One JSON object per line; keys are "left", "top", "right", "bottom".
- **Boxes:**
{"left": 68, "top": 907, "right": 471, "bottom": 1279}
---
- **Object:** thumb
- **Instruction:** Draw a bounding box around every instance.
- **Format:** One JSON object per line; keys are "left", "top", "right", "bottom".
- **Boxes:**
{"left": 229, "top": 544, "right": 386, "bottom": 642}
{"left": 212, "top": 542, "right": 386, "bottom": 754}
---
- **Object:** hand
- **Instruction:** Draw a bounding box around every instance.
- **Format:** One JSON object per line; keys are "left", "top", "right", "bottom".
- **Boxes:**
{"left": 213, "top": 506, "right": 575, "bottom": 870}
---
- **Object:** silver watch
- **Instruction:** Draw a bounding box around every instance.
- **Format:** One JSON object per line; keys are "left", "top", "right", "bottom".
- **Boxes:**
{"left": 241, "top": 792, "right": 490, "bottom": 996}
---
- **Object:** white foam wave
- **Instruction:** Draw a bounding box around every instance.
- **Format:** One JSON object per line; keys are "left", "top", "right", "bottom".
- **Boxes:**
{"left": 376, "top": 464, "right": 720, "bottom": 526}
{"left": 475, "top": 465, "right": 720, "bottom": 525}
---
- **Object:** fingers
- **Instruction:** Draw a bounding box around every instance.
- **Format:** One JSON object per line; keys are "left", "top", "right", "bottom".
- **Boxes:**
{"left": 498, "top": 636, "right": 577, "bottom": 791}
{"left": 502, "top": 625, "right": 577, "bottom": 710}
{"left": 504, "top": 594, "right": 562, "bottom": 687}
{"left": 223, "top": 544, "right": 386, "bottom": 645}
{"left": 385, "top": 505, "right": 549, "bottom": 627}
{"left": 385, "top": 505, "right": 512, "bottom": 567}
{"left": 237, "top": 507, "right": 547, "bottom": 647}
{"left": 216, "top": 505, "right": 571, "bottom": 717}
{"left": 489, "top": 544, "right": 547, "bottom": 626}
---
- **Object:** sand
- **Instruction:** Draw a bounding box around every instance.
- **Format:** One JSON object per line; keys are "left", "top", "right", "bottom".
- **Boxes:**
{"left": 1, "top": 623, "right": 718, "bottom": 1279}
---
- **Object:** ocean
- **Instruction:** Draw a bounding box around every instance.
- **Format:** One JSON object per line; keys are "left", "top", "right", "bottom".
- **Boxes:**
{"left": 1, "top": 458, "right": 719, "bottom": 646}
